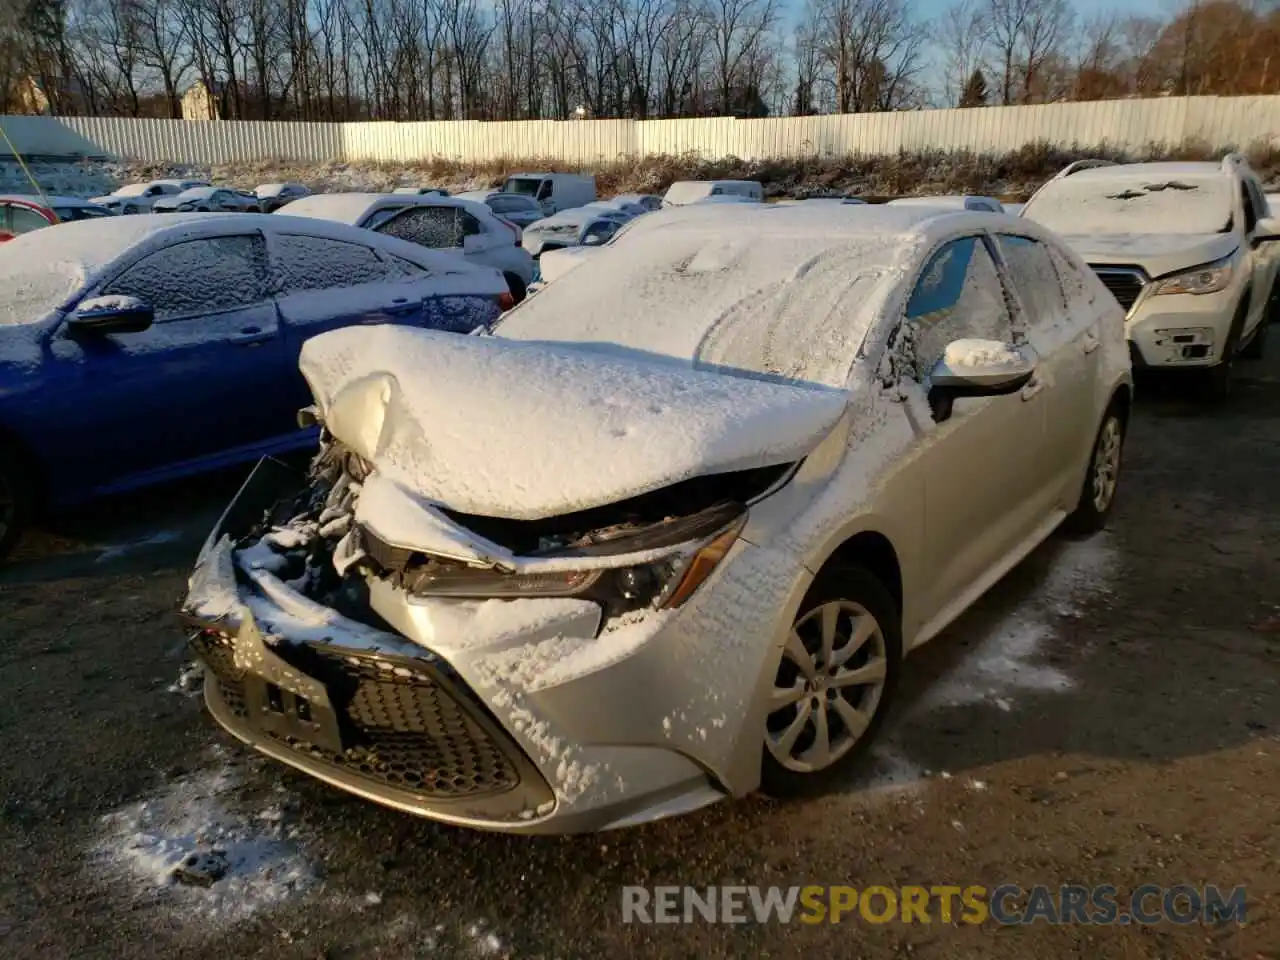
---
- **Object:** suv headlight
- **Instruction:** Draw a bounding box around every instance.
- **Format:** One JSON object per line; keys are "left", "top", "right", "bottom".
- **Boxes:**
{"left": 1151, "top": 255, "right": 1234, "bottom": 296}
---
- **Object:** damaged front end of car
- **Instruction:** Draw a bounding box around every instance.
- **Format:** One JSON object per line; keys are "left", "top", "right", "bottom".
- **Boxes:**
{"left": 180, "top": 427, "right": 795, "bottom": 831}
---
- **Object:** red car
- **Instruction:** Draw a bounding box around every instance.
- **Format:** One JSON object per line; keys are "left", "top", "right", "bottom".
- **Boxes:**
{"left": 0, "top": 196, "right": 58, "bottom": 242}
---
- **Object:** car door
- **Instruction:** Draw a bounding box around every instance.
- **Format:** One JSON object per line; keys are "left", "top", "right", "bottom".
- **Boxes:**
{"left": 1243, "top": 177, "right": 1279, "bottom": 336}
{"left": 895, "top": 234, "right": 1050, "bottom": 625}
{"left": 40, "top": 234, "right": 288, "bottom": 494}
{"left": 993, "top": 232, "right": 1100, "bottom": 511}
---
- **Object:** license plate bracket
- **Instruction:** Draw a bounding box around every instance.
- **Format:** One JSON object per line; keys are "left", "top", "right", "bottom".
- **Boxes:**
{"left": 236, "top": 616, "right": 346, "bottom": 754}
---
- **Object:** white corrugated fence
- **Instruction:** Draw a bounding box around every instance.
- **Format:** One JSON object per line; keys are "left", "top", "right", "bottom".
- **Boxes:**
{"left": 4, "top": 96, "right": 1280, "bottom": 165}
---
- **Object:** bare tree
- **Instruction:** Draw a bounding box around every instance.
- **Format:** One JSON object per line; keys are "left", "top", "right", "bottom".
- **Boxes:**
{"left": 702, "top": 0, "right": 779, "bottom": 115}
{"left": 934, "top": 0, "right": 989, "bottom": 106}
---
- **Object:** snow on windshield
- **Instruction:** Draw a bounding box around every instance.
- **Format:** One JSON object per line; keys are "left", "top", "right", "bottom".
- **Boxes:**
{"left": 496, "top": 214, "right": 909, "bottom": 388}
{"left": 663, "top": 182, "right": 716, "bottom": 205}
{"left": 1023, "top": 174, "right": 1232, "bottom": 236}
{"left": 113, "top": 184, "right": 150, "bottom": 197}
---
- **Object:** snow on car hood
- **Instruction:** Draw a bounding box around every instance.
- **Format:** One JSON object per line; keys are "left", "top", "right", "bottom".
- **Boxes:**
{"left": 1058, "top": 232, "right": 1238, "bottom": 278}
{"left": 298, "top": 324, "right": 848, "bottom": 521}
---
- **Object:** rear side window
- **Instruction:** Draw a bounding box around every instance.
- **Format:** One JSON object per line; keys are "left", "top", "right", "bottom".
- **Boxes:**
{"left": 10, "top": 206, "right": 53, "bottom": 234}
{"left": 103, "top": 235, "right": 269, "bottom": 321}
{"left": 904, "top": 236, "right": 1012, "bottom": 380}
{"left": 994, "top": 234, "right": 1069, "bottom": 322}
{"left": 376, "top": 206, "right": 464, "bottom": 248}
{"left": 273, "top": 234, "right": 404, "bottom": 292}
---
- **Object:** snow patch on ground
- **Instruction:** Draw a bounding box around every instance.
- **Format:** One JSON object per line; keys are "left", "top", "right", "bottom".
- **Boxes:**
{"left": 92, "top": 762, "right": 314, "bottom": 922}
{"left": 909, "top": 535, "right": 1118, "bottom": 714}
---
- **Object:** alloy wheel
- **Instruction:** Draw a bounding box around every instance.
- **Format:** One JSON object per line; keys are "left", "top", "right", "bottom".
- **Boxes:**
{"left": 766, "top": 600, "right": 889, "bottom": 773}
{"left": 1091, "top": 416, "right": 1123, "bottom": 513}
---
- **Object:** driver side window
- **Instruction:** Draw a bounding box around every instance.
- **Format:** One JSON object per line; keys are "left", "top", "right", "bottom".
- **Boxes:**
{"left": 904, "top": 236, "right": 1012, "bottom": 382}
{"left": 1241, "top": 183, "right": 1258, "bottom": 234}
{"left": 102, "top": 236, "right": 269, "bottom": 322}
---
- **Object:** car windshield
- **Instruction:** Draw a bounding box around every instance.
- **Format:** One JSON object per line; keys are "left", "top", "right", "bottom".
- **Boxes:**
{"left": 0, "top": 260, "right": 85, "bottom": 325}
{"left": 1023, "top": 174, "right": 1233, "bottom": 235}
{"left": 113, "top": 184, "right": 149, "bottom": 197}
{"left": 502, "top": 177, "right": 542, "bottom": 197}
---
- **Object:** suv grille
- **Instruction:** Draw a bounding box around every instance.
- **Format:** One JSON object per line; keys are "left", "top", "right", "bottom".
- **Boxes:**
{"left": 191, "top": 631, "right": 547, "bottom": 805}
{"left": 1091, "top": 267, "right": 1147, "bottom": 313}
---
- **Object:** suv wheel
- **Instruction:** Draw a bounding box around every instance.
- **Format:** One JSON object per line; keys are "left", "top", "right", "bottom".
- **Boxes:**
{"left": 759, "top": 566, "right": 901, "bottom": 797}
{"left": 1206, "top": 299, "right": 1249, "bottom": 399}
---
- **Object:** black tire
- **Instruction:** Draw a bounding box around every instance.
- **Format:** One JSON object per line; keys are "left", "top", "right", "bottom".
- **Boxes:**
{"left": 503, "top": 272, "right": 528, "bottom": 304}
{"left": 1240, "top": 315, "right": 1268, "bottom": 360}
{"left": 759, "top": 565, "right": 902, "bottom": 798}
{"left": 1062, "top": 401, "right": 1126, "bottom": 537}
{"left": 1205, "top": 298, "right": 1249, "bottom": 399}
{"left": 0, "top": 444, "right": 34, "bottom": 560}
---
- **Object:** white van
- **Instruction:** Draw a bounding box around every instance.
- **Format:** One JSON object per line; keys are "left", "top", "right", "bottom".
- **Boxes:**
{"left": 663, "top": 180, "right": 764, "bottom": 205}
{"left": 500, "top": 173, "right": 596, "bottom": 216}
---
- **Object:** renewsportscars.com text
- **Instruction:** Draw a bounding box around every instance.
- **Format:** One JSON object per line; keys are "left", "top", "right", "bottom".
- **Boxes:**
{"left": 621, "top": 884, "right": 1247, "bottom": 926}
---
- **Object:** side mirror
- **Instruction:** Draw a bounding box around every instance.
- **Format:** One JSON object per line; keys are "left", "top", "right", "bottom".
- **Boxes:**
{"left": 67, "top": 295, "right": 154, "bottom": 336}
{"left": 1252, "top": 216, "right": 1280, "bottom": 245}
{"left": 927, "top": 338, "right": 1037, "bottom": 423}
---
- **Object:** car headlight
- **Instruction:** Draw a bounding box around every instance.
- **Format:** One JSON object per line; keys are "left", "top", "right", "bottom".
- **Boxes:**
{"left": 397, "top": 512, "right": 746, "bottom": 612}
{"left": 1151, "top": 256, "right": 1234, "bottom": 296}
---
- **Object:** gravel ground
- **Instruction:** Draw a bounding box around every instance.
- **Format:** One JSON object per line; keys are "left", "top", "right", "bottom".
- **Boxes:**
{"left": 1, "top": 348, "right": 1277, "bottom": 960}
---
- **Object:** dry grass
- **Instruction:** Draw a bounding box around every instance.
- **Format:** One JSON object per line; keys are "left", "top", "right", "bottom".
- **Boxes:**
{"left": 10, "top": 137, "right": 1279, "bottom": 202}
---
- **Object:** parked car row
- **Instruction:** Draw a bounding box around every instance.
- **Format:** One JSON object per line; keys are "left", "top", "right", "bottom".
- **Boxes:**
{"left": 2, "top": 151, "right": 1276, "bottom": 839}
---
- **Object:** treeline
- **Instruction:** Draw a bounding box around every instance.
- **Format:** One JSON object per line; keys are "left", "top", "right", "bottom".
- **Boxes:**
{"left": 2, "top": 0, "right": 1279, "bottom": 122}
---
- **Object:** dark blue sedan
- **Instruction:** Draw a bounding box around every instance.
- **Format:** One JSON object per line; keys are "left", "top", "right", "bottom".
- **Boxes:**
{"left": 0, "top": 212, "right": 510, "bottom": 556}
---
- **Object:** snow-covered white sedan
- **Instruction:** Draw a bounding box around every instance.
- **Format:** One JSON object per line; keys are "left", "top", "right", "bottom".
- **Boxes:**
{"left": 521, "top": 206, "right": 631, "bottom": 257}
{"left": 91, "top": 179, "right": 210, "bottom": 214}
{"left": 182, "top": 203, "right": 1132, "bottom": 833}
{"left": 282, "top": 193, "right": 536, "bottom": 301}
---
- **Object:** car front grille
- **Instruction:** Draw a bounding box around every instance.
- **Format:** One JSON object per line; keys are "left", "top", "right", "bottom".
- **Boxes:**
{"left": 191, "top": 630, "right": 547, "bottom": 806}
{"left": 1091, "top": 267, "right": 1147, "bottom": 314}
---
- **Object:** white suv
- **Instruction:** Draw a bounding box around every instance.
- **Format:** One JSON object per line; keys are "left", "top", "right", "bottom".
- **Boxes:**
{"left": 1020, "top": 155, "right": 1280, "bottom": 395}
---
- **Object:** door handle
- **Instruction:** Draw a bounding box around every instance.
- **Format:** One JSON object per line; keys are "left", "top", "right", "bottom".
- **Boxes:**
{"left": 384, "top": 299, "right": 419, "bottom": 317}
{"left": 229, "top": 327, "right": 272, "bottom": 346}
{"left": 1021, "top": 376, "right": 1045, "bottom": 401}
{"left": 1082, "top": 330, "right": 1100, "bottom": 354}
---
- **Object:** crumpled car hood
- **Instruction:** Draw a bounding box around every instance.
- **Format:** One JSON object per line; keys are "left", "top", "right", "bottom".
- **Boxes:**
{"left": 1061, "top": 232, "right": 1238, "bottom": 278}
{"left": 298, "top": 325, "right": 848, "bottom": 521}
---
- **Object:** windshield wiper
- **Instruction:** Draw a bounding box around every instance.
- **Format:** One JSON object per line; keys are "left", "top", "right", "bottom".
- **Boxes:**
{"left": 1106, "top": 189, "right": 1146, "bottom": 200}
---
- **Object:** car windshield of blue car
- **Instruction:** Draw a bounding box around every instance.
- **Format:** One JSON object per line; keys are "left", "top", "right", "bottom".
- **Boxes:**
{"left": 0, "top": 260, "right": 86, "bottom": 325}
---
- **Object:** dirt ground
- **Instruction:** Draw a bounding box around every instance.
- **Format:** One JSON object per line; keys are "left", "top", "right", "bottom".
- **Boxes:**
{"left": 1, "top": 346, "right": 1277, "bottom": 959}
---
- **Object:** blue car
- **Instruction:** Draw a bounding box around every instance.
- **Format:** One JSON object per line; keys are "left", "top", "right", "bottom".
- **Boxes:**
{"left": 0, "top": 212, "right": 511, "bottom": 556}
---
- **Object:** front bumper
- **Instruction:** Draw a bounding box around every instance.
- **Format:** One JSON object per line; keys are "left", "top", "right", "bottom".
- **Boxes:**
{"left": 1126, "top": 288, "right": 1236, "bottom": 368}
{"left": 178, "top": 458, "right": 794, "bottom": 834}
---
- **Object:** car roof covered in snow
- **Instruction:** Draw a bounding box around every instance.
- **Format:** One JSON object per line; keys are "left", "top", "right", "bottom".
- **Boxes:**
{"left": 281, "top": 192, "right": 491, "bottom": 225}
{"left": 495, "top": 203, "right": 1026, "bottom": 387}
{"left": 255, "top": 182, "right": 307, "bottom": 195}
{"left": 0, "top": 212, "right": 498, "bottom": 326}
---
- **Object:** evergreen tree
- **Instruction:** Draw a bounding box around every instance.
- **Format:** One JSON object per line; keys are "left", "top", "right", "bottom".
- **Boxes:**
{"left": 959, "top": 68, "right": 989, "bottom": 108}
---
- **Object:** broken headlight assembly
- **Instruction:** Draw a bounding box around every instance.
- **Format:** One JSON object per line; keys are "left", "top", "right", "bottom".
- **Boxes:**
{"left": 1151, "top": 255, "right": 1234, "bottom": 296}
{"left": 387, "top": 503, "right": 748, "bottom": 616}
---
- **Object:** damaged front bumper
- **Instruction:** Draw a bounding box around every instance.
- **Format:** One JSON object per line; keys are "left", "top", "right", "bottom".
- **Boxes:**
{"left": 179, "top": 456, "right": 780, "bottom": 834}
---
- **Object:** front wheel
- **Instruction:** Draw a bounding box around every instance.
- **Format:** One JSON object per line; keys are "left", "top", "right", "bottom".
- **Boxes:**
{"left": 0, "top": 449, "right": 34, "bottom": 560}
{"left": 759, "top": 566, "right": 902, "bottom": 798}
{"left": 1063, "top": 404, "right": 1125, "bottom": 536}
